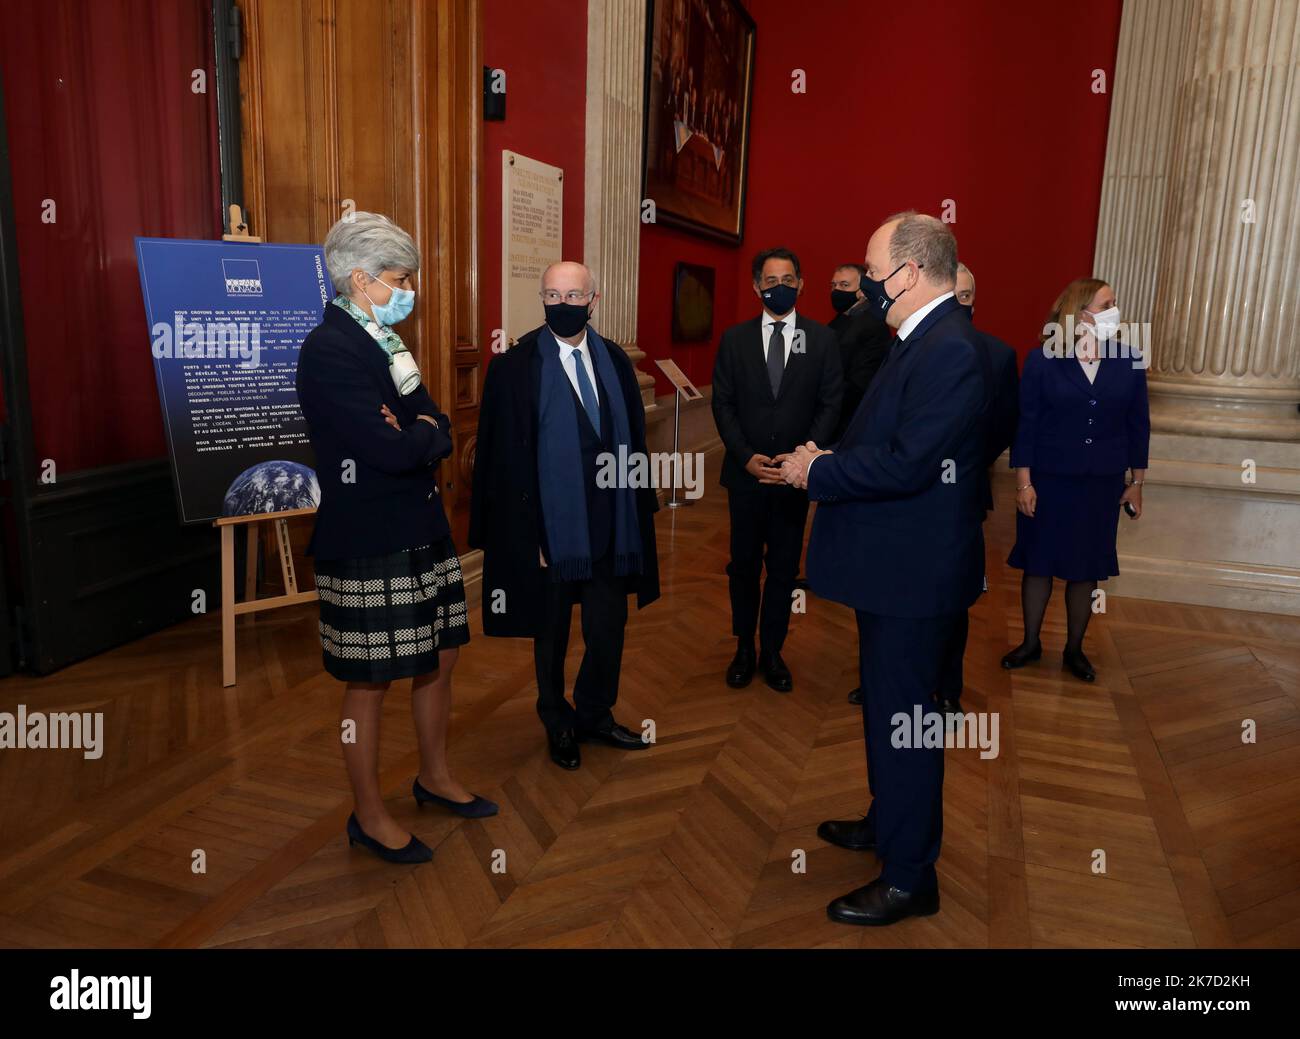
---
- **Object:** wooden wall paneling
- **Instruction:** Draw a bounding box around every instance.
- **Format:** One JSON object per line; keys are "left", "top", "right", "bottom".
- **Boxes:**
{"left": 439, "top": 0, "right": 483, "bottom": 531}
{"left": 237, "top": 0, "right": 481, "bottom": 542}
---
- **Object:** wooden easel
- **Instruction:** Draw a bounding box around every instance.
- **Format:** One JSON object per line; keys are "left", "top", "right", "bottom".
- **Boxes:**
{"left": 215, "top": 508, "right": 319, "bottom": 687}
{"left": 222, "top": 203, "right": 262, "bottom": 243}
{"left": 212, "top": 205, "right": 316, "bottom": 687}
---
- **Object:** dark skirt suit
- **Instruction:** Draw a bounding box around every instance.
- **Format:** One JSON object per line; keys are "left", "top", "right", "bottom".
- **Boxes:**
{"left": 295, "top": 303, "right": 469, "bottom": 683}
{"left": 1007, "top": 346, "right": 1150, "bottom": 582}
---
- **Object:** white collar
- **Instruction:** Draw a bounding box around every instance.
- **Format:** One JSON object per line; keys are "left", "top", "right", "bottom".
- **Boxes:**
{"left": 762, "top": 308, "right": 796, "bottom": 329}
{"left": 556, "top": 330, "right": 588, "bottom": 353}
{"left": 897, "top": 291, "right": 955, "bottom": 341}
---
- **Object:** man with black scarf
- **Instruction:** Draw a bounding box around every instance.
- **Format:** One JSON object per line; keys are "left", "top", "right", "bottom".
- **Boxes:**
{"left": 469, "top": 262, "right": 660, "bottom": 771}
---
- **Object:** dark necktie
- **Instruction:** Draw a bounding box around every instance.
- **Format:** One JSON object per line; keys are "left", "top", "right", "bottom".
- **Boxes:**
{"left": 766, "top": 320, "right": 786, "bottom": 397}
{"left": 571, "top": 346, "right": 601, "bottom": 437}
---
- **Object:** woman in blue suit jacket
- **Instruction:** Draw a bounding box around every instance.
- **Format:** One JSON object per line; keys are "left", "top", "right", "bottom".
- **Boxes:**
{"left": 1002, "top": 278, "right": 1149, "bottom": 681}
{"left": 295, "top": 213, "right": 496, "bottom": 865}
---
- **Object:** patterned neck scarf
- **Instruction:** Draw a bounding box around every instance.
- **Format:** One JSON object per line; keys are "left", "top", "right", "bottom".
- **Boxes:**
{"left": 331, "top": 294, "right": 411, "bottom": 366}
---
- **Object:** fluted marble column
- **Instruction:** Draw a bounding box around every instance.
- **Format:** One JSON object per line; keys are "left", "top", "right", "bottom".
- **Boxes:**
{"left": 1093, "top": 0, "right": 1192, "bottom": 327}
{"left": 1097, "top": 0, "right": 1300, "bottom": 617}
{"left": 585, "top": 0, "right": 657, "bottom": 410}
{"left": 1097, "top": 0, "right": 1300, "bottom": 440}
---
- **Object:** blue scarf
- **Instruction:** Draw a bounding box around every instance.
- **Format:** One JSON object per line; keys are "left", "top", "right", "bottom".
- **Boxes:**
{"left": 537, "top": 325, "right": 643, "bottom": 582}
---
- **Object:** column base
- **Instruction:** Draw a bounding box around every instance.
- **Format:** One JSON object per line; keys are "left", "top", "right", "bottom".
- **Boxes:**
{"left": 1111, "top": 432, "right": 1300, "bottom": 615}
{"left": 618, "top": 338, "right": 658, "bottom": 412}
{"left": 1149, "top": 377, "right": 1300, "bottom": 441}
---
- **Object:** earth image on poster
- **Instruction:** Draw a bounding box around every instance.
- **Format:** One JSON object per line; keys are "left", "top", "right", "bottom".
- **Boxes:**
{"left": 221, "top": 461, "right": 321, "bottom": 517}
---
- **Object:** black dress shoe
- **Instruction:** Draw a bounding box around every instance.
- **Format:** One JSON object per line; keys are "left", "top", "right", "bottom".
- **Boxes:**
{"left": 726, "top": 643, "right": 756, "bottom": 688}
{"left": 576, "top": 722, "right": 650, "bottom": 750}
{"left": 1000, "top": 640, "right": 1043, "bottom": 669}
{"left": 759, "top": 650, "right": 793, "bottom": 693}
{"left": 827, "top": 876, "right": 939, "bottom": 926}
{"left": 1063, "top": 647, "right": 1096, "bottom": 682}
{"left": 412, "top": 779, "right": 499, "bottom": 818}
{"left": 817, "top": 817, "right": 876, "bottom": 851}
{"left": 847, "top": 686, "right": 863, "bottom": 705}
{"left": 547, "top": 728, "right": 581, "bottom": 770}
{"left": 345, "top": 813, "right": 433, "bottom": 864}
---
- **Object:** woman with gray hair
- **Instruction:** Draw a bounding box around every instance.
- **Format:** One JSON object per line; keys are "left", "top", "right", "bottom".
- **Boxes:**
{"left": 295, "top": 212, "right": 496, "bottom": 865}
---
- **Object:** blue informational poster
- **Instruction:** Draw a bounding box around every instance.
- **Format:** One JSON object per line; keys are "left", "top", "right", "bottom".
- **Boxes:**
{"left": 135, "top": 237, "right": 330, "bottom": 524}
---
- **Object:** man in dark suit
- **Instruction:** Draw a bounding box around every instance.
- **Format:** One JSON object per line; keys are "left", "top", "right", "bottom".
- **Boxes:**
{"left": 828, "top": 263, "right": 894, "bottom": 441}
{"left": 469, "top": 261, "right": 660, "bottom": 771}
{"left": 934, "top": 262, "right": 1020, "bottom": 714}
{"left": 712, "top": 247, "right": 842, "bottom": 693}
{"left": 782, "top": 212, "right": 990, "bottom": 925}
{"left": 829, "top": 262, "right": 896, "bottom": 709}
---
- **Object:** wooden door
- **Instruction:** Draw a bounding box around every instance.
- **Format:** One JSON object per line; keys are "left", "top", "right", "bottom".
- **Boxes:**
{"left": 236, "top": 0, "right": 482, "bottom": 542}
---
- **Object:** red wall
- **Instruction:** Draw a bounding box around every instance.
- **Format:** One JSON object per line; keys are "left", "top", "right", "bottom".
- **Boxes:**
{"left": 638, "top": 0, "right": 1124, "bottom": 394}
{"left": 481, "top": 0, "right": 587, "bottom": 363}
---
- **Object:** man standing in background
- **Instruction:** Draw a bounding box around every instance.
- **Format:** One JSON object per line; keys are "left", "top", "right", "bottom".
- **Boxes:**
{"left": 712, "top": 247, "right": 842, "bottom": 694}
{"left": 934, "top": 261, "right": 1019, "bottom": 714}
{"left": 828, "top": 263, "right": 894, "bottom": 441}
{"left": 829, "top": 261, "right": 897, "bottom": 707}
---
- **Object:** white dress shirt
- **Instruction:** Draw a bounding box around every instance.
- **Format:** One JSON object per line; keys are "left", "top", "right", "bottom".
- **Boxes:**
{"left": 761, "top": 307, "right": 797, "bottom": 368}
{"left": 556, "top": 330, "right": 599, "bottom": 404}
{"left": 896, "top": 291, "right": 955, "bottom": 342}
{"left": 1078, "top": 357, "right": 1100, "bottom": 383}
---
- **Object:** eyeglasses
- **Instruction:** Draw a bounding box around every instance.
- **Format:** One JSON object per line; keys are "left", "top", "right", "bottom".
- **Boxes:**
{"left": 540, "top": 289, "right": 594, "bottom": 304}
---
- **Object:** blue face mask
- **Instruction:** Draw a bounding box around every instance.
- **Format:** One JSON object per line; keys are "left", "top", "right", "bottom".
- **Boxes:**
{"left": 362, "top": 273, "right": 415, "bottom": 326}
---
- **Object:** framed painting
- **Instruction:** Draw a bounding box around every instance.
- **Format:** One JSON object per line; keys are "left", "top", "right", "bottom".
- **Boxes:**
{"left": 642, "top": 0, "right": 756, "bottom": 245}
{"left": 672, "top": 261, "right": 715, "bottom": 341}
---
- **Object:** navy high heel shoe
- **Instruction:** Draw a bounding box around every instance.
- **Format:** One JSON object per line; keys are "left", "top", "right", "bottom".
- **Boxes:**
{"left": 345, "top": 812, "right": 433, "bottom": 864}
{"left": 412, "top": 778, "right": 499, "bottom": 818}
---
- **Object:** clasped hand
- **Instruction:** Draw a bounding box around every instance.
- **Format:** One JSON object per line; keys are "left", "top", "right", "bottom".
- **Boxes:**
{"left": 771, "top": 441, "right": 832, "bottom": 490}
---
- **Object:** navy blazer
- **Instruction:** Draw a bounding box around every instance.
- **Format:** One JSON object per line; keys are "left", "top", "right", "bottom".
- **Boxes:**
{"left": 806, "top": 296, "right": 990, "bottom": 618}
{"left": 295, "top": 303, "right": 453, "bottom": 560}
{"left": 711, "top": 312, "right": 843, "bottom": 491}
{"left": 1011, "top": 345, "right": 1150, "bottom": 476}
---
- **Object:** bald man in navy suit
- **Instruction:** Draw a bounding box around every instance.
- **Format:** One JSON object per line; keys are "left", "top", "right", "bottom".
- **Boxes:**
{"left": 782, "top": 212, "right": 991, "bottom": 926}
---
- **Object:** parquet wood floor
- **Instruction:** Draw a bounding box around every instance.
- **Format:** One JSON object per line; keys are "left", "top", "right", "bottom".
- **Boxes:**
{"left": 1, "top": 460, "right": 1297, "bottom": 948}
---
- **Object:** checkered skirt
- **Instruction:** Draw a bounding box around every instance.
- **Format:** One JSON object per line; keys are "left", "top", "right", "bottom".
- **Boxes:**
{"left": 312, "top": 538, "right": 470, "bottom": 682}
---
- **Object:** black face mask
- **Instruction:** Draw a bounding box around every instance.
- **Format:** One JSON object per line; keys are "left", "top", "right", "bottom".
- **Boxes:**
{"left": 544, "top": 301, "right": 591, "bottom": 338}
{"left": 960, "top": 303, "right": 974, "bottom": 321}
{"left": 860, "top": 263, "right": 908, "bottom": 320}
{"left": 759, "top": 283, "right": 798, "bottom": 316}
{"left": 830, "top": 289, "right": 859, "bottom": 314}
